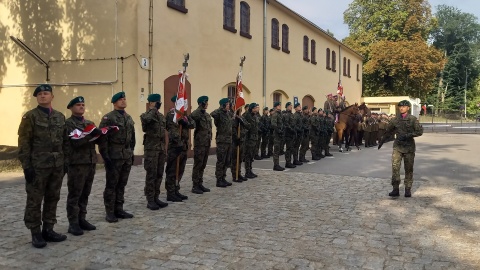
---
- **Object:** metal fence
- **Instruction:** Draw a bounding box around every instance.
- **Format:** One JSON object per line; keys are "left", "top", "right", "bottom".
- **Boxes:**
{"left": 418, "top": 113, "right": 480, "bottom": 133}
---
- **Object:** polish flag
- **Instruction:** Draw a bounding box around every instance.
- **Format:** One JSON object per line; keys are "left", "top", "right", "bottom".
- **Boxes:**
{"left": 337, "top": 80, "right": 344, "bottom": 96}
{"left": 234, "top": 70, "right": 245, "bottom": 111}
{"left": 69, "top": 124, "right": 119, "bottom": 141}
{"left": 174, "top": 70, "right": 188, "bottom": 123}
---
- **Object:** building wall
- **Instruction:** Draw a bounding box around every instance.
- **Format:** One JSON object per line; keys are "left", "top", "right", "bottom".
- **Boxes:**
{"left": 0, "top": 0, "right": 363, "bottom": 154}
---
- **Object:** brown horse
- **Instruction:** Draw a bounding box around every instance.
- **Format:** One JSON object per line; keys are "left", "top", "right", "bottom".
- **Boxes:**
{"left": 334, "top": 103, "right": 359, "bottom": 152}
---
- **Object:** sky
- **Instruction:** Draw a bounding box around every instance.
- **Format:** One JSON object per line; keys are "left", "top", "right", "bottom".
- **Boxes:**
{"left": 278, "top": 0, "right": 480, "bottom": 41}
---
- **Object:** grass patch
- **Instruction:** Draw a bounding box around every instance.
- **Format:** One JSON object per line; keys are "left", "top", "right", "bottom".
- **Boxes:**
{"left": 0, "top": 145, "right": 22, "bottom": 173}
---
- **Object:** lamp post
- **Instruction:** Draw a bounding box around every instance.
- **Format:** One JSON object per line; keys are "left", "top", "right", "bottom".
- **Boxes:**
{"left": 428, "top": 105, "right": 434, "bottom": 123}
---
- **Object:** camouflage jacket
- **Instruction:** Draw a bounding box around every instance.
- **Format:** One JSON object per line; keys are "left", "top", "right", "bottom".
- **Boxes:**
{"left": 283, "top": 110, "right": 296, "bottom": 138}
{"left": 211, "top": 108, "right": 234, "bottom": 144}
{"left": 270, "top": 108, "right": 284, "bottom": 135}
{"left": 244, "top": 111, "right": 259, "bottom": 141}
{"left": 259, "top": 114, "right": 270, "bottom": 134}
{"left": 324, "top": 116, "right": 335, "bottom": 135}
{"left": 140, "top": 108, "right": 166, "bottom": 152}
{"left": 65, "top": 116, "right": 98, "bottom": 165}
{"left": 323, "top": 100, "right": 334, "bottom": 113}
{"left": 302, "top": 113, "right": 310, "bottom": 136}
{"left": 99, "top": 110, "right": 136, "bottom": 160}
{"left": 384, "top": 114, "right": 423, "bottom": 153}
{"left": 166, "top": 109, "right": 195, "bottom": 150}
{"left": 191, "top": 106, "right": 212, "bottom": 147}
{"left": 309, "top": 114, "right": 319, "bottom": 137}
{"left": 293, "top": 111, "right": 304, "bottom": 136}
{"left": 18, "top": 106, "right": 68, "bottom": 169}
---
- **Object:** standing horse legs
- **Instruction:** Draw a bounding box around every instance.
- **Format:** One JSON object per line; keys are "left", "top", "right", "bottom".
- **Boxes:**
{"left": 337, "top": 129, "right": 344, "bottom": 152}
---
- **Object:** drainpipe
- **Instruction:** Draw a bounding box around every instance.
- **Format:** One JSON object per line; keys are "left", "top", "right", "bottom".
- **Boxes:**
{"left": 338, "top": 45, "right": 341, "bottom": 82}
{"left": 148, "top": 0, "right": 153, "bottom": 94}
{"left": 262, "top": 0, "right": 267, "bottom": 107}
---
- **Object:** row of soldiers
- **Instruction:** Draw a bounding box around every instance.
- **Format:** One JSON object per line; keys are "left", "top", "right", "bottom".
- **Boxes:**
{"left": 357, "top": 113, "right": 396, "bottom": 148}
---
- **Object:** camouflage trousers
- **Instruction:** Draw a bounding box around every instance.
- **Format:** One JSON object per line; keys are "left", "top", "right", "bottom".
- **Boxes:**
{"left": 285, "top": 136, "right": 296, "bottom": 163}
{"left": 267, "top": 131, "right": 274, "bottom": 155}
{"left": 391, "top": 149, "right": 415, "bottom": 188}
{"left": 67, "top": 164, "right": 95, "bottom": 223}
{"left": 256, "top": 136, "right": 261, "bottom": 156}
{"left": 299, "top": 133, "right": 310, "bottom": 159}
{"left": 104, "top": 158, "right": 132, "bottom": 214}
{"left": 260, "top": 133, "right": 269, "bottom": 156}
{"left": 165, "top": 147, "right": 187, "bottom": 194}
{"left": 310, "top": 135, "right": 318, "bottom": 157}
{"left": 231, "top": 142, "right": 244, "bottom": 178}
{"left": 192, "top": 146, "right": 210, "bottom": 186}
{"left": 293, "top": 133, "right": 303, "bottom": 162}
{"left": 215, "top": 142, "right": 231, "bottom": 180}
{"left": 364, "top": 131, "right": 371, "bottom": 146}
{"left": 24, "top": 166, "right": 64, "bottom": 229}
{"left": 244, "top": 140, "right": 257, "bottom": 173}
{"left": 144, "top": 150, "right": 166, "bottom": 202}
{"left": 273, "top": 133, "right": 283, "bottom": 166}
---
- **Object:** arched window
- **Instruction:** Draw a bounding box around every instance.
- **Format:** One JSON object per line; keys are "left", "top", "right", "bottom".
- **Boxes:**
{"left": 240, "top": 1, "right": 251, "bottom": 39}
{"left": 167, "top": 0, "right": 188, "bottom": 13}
{"left": 282, "top": 24, "right": 290, "bottom": 53}
{"left": 332, "top": 51, "right": 336, "bottom": 72}
{"left": 347, "top": 59, "right": 351, "bottom": 77}
{"left": 311, "top": 40, "right": 317, "bottom": 64}
{"left": 271, "top": 19, "right": 280, "bottom": 49}
{"left": 326, "top": 48, "right": 331, "bottom": 69}
{"left": 303, "top": 36, "right": 309, "bottom": 61}
{"left": 343, "top": 57, "right": 347, "bottom": 76}
{"left": 223, "top": 0, "right": 236, "bottom": 33}
{"left": 273, "top": 92, "right": 282, "bottom": 103}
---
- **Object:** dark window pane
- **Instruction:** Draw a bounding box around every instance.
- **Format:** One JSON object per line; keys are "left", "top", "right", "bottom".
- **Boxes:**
{"left": 272, "top": 19, "right": 279, "bottom": 48}
{"left": 282, "top": 24, "right": 289, "bottom": 52}
{"left": 303, "top": 36, "right": 309, "bottom": 60}
{"left": 311, "top": 40, "right": 316, "bottom": 63}
{"left": 224, "top": 0, "right": 235, "bottom": 28}
{"left": 332, "top": 51, "right": 336, "bottom": 71}
{"left": 326, "top": 48, "right": 331, "bottom": 69}
{"left": 240, "top": 2, "right": 250, "bottom": 35}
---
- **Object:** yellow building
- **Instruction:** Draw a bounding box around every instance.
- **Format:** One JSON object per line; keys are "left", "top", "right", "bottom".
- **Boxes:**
{"left": 0, "top": 0, "right": 363, "bottom": 158}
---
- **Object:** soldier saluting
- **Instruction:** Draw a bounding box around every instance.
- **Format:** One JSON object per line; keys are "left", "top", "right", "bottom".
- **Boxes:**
{"left": 99, "top": 92, "right": 136, "bottom": 222}
{"left": 140, "top": 94, "right": 169, "bottom": 210}
{"left": 18, "top": 84, "right": 68, "bottom": 248}
{"left": 65, "top": 96, "right": 103, "bottom": 236}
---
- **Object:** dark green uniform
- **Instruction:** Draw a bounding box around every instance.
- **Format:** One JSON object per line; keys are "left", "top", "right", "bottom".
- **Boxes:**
{"left": 283, "top": 110, "right": 296, "bottom": 165}
{"left": 244, "top": 110, "right": 259, "bottom": 176}
{"left": 324, "top": 115, "right": 335, "bottom": 156}
{"left": 293, "top": 111, "right": 303, "bottom": 164}
{"left": 211, "top": 107, "right": 234, "bottom": 181}
{"left": 18, "top": 106, "right": 68, "bottom": 231}
{"left": 309, "top": 113, "right": 320, "bottom": 159}
{"left": 65, "top": 116, "right": 98, "bottom": 225}
{"left": 299, "top": 112, "right": 310, "bottom": 162}
{"left": 99, "top": 110, "right": 136, "bottom": 216}
{"left": 191, "top": 106, "right": 212, "bottom": 188}
{"left": 270, "top": 108, "right": 284, "bottom": 167}
{"left": 260, "top": 113, "right": 270, "bottom": 158}
{"left": 140, "top": 108, "right": 166, "bottom": 204}
{"left": 165, "top": 110, "right": 195, "bottom": 196}
{"left": 254, "top": 113, "right": 262, "bottom": 159}
{"left": 267, "top": 113, "right": 274, "bottom": 156}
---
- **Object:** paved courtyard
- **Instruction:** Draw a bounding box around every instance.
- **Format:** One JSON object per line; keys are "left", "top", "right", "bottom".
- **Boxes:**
{"left": 0, "top": 133, "right": 479, "bottom": 269}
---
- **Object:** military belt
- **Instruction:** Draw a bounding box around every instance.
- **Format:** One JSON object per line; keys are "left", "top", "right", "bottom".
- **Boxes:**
{"left": 33, "top": 146, "right": 61, "bottom": 152}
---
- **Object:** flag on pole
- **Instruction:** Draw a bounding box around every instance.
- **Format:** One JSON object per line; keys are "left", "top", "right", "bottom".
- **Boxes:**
{"left": 174, "top": 70, "right": 188, "bottom": 123}
{"left": 69, "top": 124, "right": 119, "bottom": 141}
{"left": 234, "top": 70, "right": 245, "bottom": 111}
{"left": 337, "top": 80, "right": 344, "bottom": 96}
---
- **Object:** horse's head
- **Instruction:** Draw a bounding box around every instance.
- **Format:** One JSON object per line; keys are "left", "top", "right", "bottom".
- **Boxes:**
{"left": 358, "top": 102, "right": 370, "bottom": 116}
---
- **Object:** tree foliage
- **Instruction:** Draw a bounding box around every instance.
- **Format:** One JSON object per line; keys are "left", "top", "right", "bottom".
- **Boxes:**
{"left": 343, "top": 0, "right": 445, "bottom": 97}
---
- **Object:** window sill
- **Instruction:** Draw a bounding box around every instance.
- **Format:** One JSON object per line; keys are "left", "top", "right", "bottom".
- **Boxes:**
{"left": 303, "top": 57, "right": 310, "bottom": 62}
{"left": 348, "top": 76, "right": 351, "bottom": 78}
{"left": 271, "top": 44, "right": 280, "bottom": 50}
{"left": 332, "top": 69, "right": 337, "bottom": 72}
{"left": 240, "top": 31, "right": 252, "bottom": 39}
{"left": 326, "top": 67, "right": 331, "bottom": 70}
{"left": 223, "top": 25, "right": 237, "bottom": 34}
{"left": 282, "top": 48, "right": 290, "bottom": 54}
{"left": 311, "top": 61, "right": 317, "bottom": 65}
{"left": 167, "top": 2, "right": 188, "bottom": 13}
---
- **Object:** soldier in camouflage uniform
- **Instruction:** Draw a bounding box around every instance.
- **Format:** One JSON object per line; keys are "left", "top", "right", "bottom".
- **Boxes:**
{"left": 254, "top": 110, "right": 262, "bottom": 160}
{"left": 165, "top": 95, "right": 196, "bottom": 201}
{"left": 371, "top": 113, "right": 379, "bottom": 147}
{"left": 99, "top": 92, "right": 136, "bottom": 222}
{"left": 139, "top": 94, "right": 169, "bottom": 210}
{"left": 379, "top": 100, "right": 423, "bottom": 197}
{"left": 280, "top": 109, "right": 287, "bottom": 155}
{"left": 271, "top": 102, "right": 285, "bottom": 171}
{"left": 260, "top": 107, "right": 270, "bottom": 159}
{"left": 299, "top": 106, "right": 311, "bottom": 163}
{"left": 324, "top": 111, "right": 335, "bottom": 156}
{"left": 190, "top": 96, "right": 213, "bottom": 194}
{"left": 65, "top": 96, "right": 103, "bottom": 236}
{"left": 231, "top": 105, "right": 249, "bottom": 182}
{"left": 211, "top": 98, "right": 235, "bottom": 187}
{"left": 18, "top": 84, "right": 68, "bottom": 248}
{"left": 309, "top": 107, "right": 320, "bottom": 160}
{"left": 292, "top": 103, "right": 304, "bottom": 166}
{"left": 267, "top": 108, "right": 275, "bottom": 157}
{"left": 364, "top": 114, "right": 373, "bottom": 147}
{"left": 244, "top": 103, "right": 260, "bottom": 178}
{"left": 283, "top": 102, "right": 297, "bottom": 168}
{"left": 316, "top": 109, "right": 327, "bottom": 159}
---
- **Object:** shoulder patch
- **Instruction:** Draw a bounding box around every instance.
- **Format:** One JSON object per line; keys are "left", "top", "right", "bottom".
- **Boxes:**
{"left": 103, "top": 116, "right": 108, "bottom": 120}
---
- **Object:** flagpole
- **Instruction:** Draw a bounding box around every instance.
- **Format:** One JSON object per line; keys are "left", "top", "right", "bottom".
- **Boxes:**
{"left": 176, "top": 53, "right": 189, "bottom": 186}
{"left": 235, "top": 56, "right": 246, "bottom": 180}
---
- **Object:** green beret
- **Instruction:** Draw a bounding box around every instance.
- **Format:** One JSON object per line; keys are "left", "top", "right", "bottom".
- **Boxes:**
{"left": 398, "top": 100, "right": 411, "bottom": 107}
{"left": 263, "top": 107, "right": 269, "bottom": 111}
{"left": 269, "top": 108, "right": 274, "bottom": 112}
{"left": 302, "top": 105, "right": 308, "bottom": 110}
{"left": 197, "top": 96, "right": 208, "bottom": 104}
{"left": 33, "top": 84, "right": 52, "bottom": 97}
{"left": 273, "top": 101, "right": 281, "bottom": 107}
{"left": 285, "top": 102, "right": 292, "bottom": 108}
{"left": 312, "top": 107, "right": 317, "bottom": 112}
{"left": 219, "top": 98, "right": 230, "bottom": 106}
{"left": 171, "top": 95, "right": 177, "bottom": 103}
{"left": 244, "top": 104, "right": 249, "bottom": 109}
{"left": 249, "top": 103, "right": 258, "bottom": 110}
{"left": 294, "top": 103, "right": 301, "bottom": 108}
{"left": 147, "top": 94, "right": 161, "bottom": 102}
{"left": 111, "top": 92, "right": 126, "bottom": 103}
{"left": 67, "top": 96, "right": 85, "bottom": 109}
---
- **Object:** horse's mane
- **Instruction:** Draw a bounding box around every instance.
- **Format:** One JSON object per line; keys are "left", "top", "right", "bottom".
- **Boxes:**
{"left": 340, "top": 104, "right": 358, "bottom": 113}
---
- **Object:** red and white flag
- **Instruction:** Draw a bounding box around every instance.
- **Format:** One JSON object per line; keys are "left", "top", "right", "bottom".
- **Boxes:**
{"left": 337, "top": 80, "right": 344, "bottom": 97}
{"left": 174, "top": 70, "right": 188, "bottom": 123}
{"left": 234, "top": 70, "right": 245, "bottom": 111}
{"left": 69, "top": 124, "right": 119, "bottom": 142}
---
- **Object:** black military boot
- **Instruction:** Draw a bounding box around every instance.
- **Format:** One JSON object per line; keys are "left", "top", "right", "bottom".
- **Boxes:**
{"left": 324, "top": 149, "right": 333, "bottom": 157}
{"left": 191, "top": 185, "right": 204, "bottom": 194}
{"left": 167, "top": 193, "right": 183, "bottom": 202}
{"left": 389, "top": 186, "right": 400, "bottom": 197}
{"left": 68, "top": 223, "right": 84, "bottom": 236}
{"left": 31, "top": 227, "right": 47, "bottom": 248}
{"left": 199, "top": 184, "right": 210, "bottom": 192}
{"left": 405, "top": 187, "right": 412, "bottom": 197}
{"left": 245, "top": 171, "right": 256, "bottom": 179}
{"left": 293, "top": 160, "right": 303, "bottom": 166}
{"left": 115, "top": 209, "right": 134, "bottom": 219}
{"left": 154, "top": 197, "right": 169, "bottom": 208}
{"left": 273, "top": 165, "right": 285, "bottom": 171}
{"left": 232, "top": 176, "right": 243, "bottom": 183}
{"left": 239, "top": 174, "right": 248, "bottom": 181}
{"left": 79, "top": 218, "right": 96, "bottom": 231}
{"left": 175, "top": 191, "right": 188, "bottom": 200}
{"left": 267, "top": 152, "right": 273, "bottom": 158}
{"left": 254, "top": 155, "right": 262, "bottom": 160}
{"left": 223, "top": 178, "right": 232, "bottom": 186}
{"left": 216, "top": 179, "right": 228, "bottom": 188}
{"left": 312, "top": 155, "right": 320, "bottom": 160}
{"left": 105, "top": 212, "right": 118, "bottom": 223}
{"left": 147, "top": 200, "right": 160, "bottom": 210}
{"left": 251, "top": 172, "right": 258, "bottom": 178}
{"left": 42, "top": 224, "right": 67, "bottom": 242}
{"left": 261, "top": 154, "right": 269, "bottom": 159}
{"left": 285, "top": 163, "right": 296, "bottom": 168}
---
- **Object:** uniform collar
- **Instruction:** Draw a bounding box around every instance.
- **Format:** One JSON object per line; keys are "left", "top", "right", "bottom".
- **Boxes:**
{"left": 37, "top": 105, "right": 51, "bottom": 115}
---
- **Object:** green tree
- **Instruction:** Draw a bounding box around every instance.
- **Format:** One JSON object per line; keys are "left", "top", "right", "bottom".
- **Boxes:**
{"left": 343, "top": 0, "right": 444, "bottom": 97}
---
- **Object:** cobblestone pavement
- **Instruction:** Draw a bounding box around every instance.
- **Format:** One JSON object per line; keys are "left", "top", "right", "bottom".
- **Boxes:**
{"left": 1, "top": 160, "right": 479, "bottom": 270}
